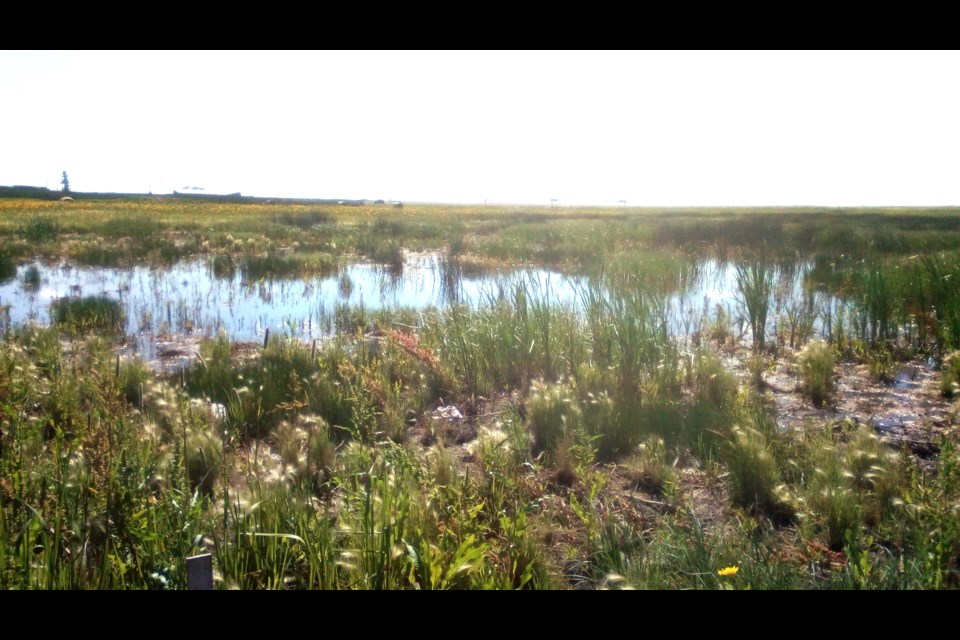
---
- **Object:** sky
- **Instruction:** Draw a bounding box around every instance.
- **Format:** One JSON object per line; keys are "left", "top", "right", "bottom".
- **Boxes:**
{"left": 2, "top": 50, "right": 959, "bottom": 207}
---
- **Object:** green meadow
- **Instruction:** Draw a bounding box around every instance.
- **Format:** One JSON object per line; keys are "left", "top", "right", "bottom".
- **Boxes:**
{"left": 1, "top": 196, "right": 959, "bottom": 589}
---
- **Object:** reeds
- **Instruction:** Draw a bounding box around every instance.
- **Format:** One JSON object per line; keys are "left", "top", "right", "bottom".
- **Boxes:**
{"left": 51, "top": 295, "right": 125, "bottom": 334}
{"left": 735, "top": 262, "right": 775, "bottom": 352}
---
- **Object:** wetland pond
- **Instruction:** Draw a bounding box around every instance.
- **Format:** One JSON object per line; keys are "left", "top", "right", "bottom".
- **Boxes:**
{"left": 1, "top": 252, "right": 814, "bottom": 364}
{"left": 0, "top": 252, "right": 950, "bottom": 443}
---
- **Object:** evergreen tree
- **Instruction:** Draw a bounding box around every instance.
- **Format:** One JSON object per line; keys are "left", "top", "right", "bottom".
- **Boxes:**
{"left": 61, "top": 171, "right": 70, "bottom": 193}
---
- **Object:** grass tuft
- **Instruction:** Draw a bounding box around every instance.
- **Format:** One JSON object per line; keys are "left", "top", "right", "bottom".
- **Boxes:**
{"left": 51, "top": 295, "right": 125, "bottom": 334}
{"left": 797, "top": 340, "right": 836, "bottom": 406}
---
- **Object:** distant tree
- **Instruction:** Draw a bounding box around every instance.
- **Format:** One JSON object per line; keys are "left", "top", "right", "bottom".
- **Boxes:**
{"left": 61, "top": 171, "right": 71, "bottom": 193}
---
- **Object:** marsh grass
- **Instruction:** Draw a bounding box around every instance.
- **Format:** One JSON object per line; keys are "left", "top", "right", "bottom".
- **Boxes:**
{"left": 215, "top": 479, "right": 337, "bottom": 590}
{"left": 780, "top": 294, "right": 818, "bottom": 350}
{"left": 184, "top": 333, "right": 236, "bottom": 402}
{"left": 356, "top": 218, "right": 407, "bottom": 273}
{"left": 375, "top": 243, "right": 405, "bottom": 276}
{"left": 941, "top": 350, "right": 960, "bottom": 397}
{"left": 185, "top": 425, "right": 223, "bottom": 496}
{"left": 209, "top": 253, "right": 237, "bottom": 279}
{"left": 51, "top": 295, "right": 125, "bottom": 335}
{"left": 3, "top": 199, "right": 960, "bottom": 589}
{"left": 811, "top": 253, "right": 960, "bottom": 357}
{"left": 0, "top": 315, "right": 957, "bottom": 590}
{"left": 735, "top": 262, "right": 775, "bottom": 352}
{"left": 868, "top": 347, "right": 896, "bottom": 384}
{"left": 526, "top": 380, "right": 580, "bottom": 456}
{"left": 797, "top": 340, "right": 836, "bottom": 406}
{"left": 692, "top": 349, "right": 738, "bottom": 410}
{"left": 843, "top": 430, "right": 900, "bottom": 525}
{"left": 917, "top": 253, "right": 960, "bottom": 352}
{"left": 19, "top": 263, "right": 40, "bottom": 290}
{"left": 854, "top": 262, "right": 900, "bottom": 345}
{"left": 272, "top": 208, "right": 334, "bottom": 229}
{"left": 625, "top": 436, "right": 674, "bottom": 495}
{"left": 708, "top": 302, "right": 734, "bottom": 347}
{"left": 337, "top": 271, "right": 353, "bottom": 298}
{"left": 726, "top": 425, "right": 785, "bottom": 514}
{"left": 20, "top": 216, "right": 60, "bottom": 243}
{"left": 91, "top": 215, "right": 163, "bottom": 240}
{"left": 3, "top": 199, "right": 960, "bottom": 271}
{"left": 807, "top": 451, "right": 864, "bottom": 552}
{"left": 240, "top": 252, "right": 339, "bottom": 281}
{"left": 0, "top": 251, "right": 15, "bottom": 283}
{"left": 117, "top": 357, "right": 152, "bottom": 406}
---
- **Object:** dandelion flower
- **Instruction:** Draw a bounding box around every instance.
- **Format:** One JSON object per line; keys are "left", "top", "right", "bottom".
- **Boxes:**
{"left": 717, "top": 565, "right": 739, "bottom": 577}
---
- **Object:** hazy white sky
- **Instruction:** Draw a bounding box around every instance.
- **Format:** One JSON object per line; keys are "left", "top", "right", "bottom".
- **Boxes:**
{"left": 2, "top": 50, "right": 959, "bottom": 206}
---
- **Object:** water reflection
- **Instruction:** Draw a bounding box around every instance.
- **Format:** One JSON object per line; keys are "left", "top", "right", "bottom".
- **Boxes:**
{"left": 0, "top": 254, "right": 825, "bottom": 360}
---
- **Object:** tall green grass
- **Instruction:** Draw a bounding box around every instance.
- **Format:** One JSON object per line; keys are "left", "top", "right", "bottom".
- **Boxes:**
{"left": 51, "top": 296, "right": 125, "bottom": 335}
{"left": 735, "top": 262, "right": 775, "bottom": 352}
{"left": 797, "top": 340, "right": 836, "bottom": 407}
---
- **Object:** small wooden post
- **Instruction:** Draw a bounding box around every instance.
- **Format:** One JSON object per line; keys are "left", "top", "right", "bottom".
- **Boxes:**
{"left": 263, "top": 328, "right": 270, "bottom": 349}
{"left": 186, "top": 553, "right": 213, "bottom": 590}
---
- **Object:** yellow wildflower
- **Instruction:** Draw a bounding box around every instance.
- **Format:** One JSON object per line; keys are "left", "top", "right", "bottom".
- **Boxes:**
{"left": 717, "top": 565, "right": 739, "bottom": 577}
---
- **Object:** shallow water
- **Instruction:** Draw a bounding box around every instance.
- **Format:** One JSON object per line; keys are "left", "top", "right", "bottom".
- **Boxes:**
{"left": 0, "top": 254, "right": 819, "bottom": 361}
{"left": 0, "top": 255, "right": 584, "bottom": 357}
